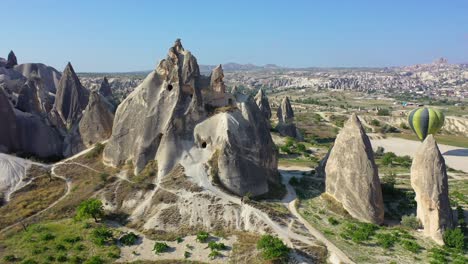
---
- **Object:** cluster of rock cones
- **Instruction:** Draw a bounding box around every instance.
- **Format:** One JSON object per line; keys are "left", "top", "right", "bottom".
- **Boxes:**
{"left": 322, "top": 113, "right": 453, "bottom": 245}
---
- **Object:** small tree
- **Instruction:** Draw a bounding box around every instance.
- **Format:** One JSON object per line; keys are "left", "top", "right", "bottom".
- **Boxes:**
{"left": 76, "top": 199, "right": 104, "bottom": 222}
{"left": 401, "top": 214, "right": 420, "bottom": 230}
{"left": 443, "top": 228, "right": 465, "bottom": 250}
{"left": 257, "top": 235, "right": 290, "bottom": 261}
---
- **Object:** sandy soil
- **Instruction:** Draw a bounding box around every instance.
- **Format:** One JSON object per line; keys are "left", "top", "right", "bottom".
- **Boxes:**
{"left": 370, "top": 137, "right": 468, "bottom": 173}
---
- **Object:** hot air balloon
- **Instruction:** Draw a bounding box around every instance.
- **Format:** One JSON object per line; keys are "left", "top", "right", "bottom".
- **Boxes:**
{"left": 408, "top": 107, "right": 445, "bottom": 141}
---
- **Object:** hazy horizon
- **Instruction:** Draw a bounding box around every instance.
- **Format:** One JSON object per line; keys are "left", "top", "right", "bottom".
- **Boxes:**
{"left": 2, "top": 0, "right": 467, "bottom": 72}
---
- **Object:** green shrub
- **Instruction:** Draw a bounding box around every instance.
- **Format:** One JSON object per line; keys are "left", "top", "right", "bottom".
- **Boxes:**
{"left": 75, "top": 244, "right": 86, "bottom": 251}
{"left": 340, "top": 222, "right": 379, "bottom": 243}
{"left": 400, "top": 122, "right": 409, "bottom": 129}
{"left": 41, "top": 233, "right": 55, "bottom": 241}
{"left": 296, "top": 143, "right": 306, "bottom": 152}
{"left": 257, "top": 234, "right": 290, "bottom": 261}
{"left": 376, "top": 233, "right": 398, "bottom": 249}
{"left": 153, "top": 242, "right": 170, "bottom": 254}
{"left": 381, "top": 172, "right": 397, "bottom": 194}
{"left": 91, "top": 226, "right": 113, "bottom": 246}
{"left": 207, "top": 241, "right": 227, "bottom": 250}
{"left": 86, "top": 143, "right": 105, "bottom": 159}
{"left": 69, "top": 256, "right": 84, "bottom": 264}
{"left": 381, "top": 152, "right": 397, "bottom": 166}
{"left": 63, "top": 235, "right": 82, "bottom": 244}
{"left": 196, "top": 231, "right": 210, "bottom": 243}
{"left": 56, "top": 254, "right": 68, "bottom": 262}
{"left": 328, "top": 217, "right": 340, "bottom": 226}
{"left": 401, "top": 214, "right": 420, "bottom": 230}
{"left": 401, "top": 239, "right": 422, "bottom": 253}
{"left": 76, "top": 199, "right": 104, "bottom": 222}
{"left": 3, "top": 255, "right": 17, "bottom": 262}
{"left": 184, "top": 251, "right": 191, "bottom": 258}
{"left": 55, "top": 244, "right": 66, "bottom": 251}
{"left": 371, "top": 119, "right": 381, "bottom": 126}
{"left": 443, "top": 228, "right": 465, "bottom": 250}
{"left": 428, "top": 247, "right": 449, "bottom": 263}
{"left": 176, "top": 237, "right": 183, "bottom": 243}
{"left": 377, "top": 108, "right": 391, "bottom": 116}
{"left": 84, "top": 256, "right": 104, "bottom": 264}
{"left": 208, "top": 249, "right": 222, "bottom": 259}
{"left": 120, "top": 232, "right": 139, "bottom": 246}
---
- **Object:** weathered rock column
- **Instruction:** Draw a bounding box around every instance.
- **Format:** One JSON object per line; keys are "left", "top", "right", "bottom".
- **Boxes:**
{"left": 410, "top": 134, "right": 453, "bottom": 244}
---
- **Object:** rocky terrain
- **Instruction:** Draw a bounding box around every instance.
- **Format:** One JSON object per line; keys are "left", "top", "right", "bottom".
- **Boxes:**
{"left": 0, "top": 43, "right": 466, "bottom": 264}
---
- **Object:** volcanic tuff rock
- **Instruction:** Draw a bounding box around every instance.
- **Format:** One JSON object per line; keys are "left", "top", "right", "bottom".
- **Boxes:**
{"left": 16, "top": 77, "right": 54, "bottom": 115}
{"left": 103, "top": 39, "right": 278, "bottom": 196}
{"left": 210, "top": 64, "right": 226, "bottom": 93}
{"left": 0, "top": 88, "right": 18, "bottom": 152}
{"left": 194, "top": 96, "right": 278, "bottom": 196}
{"left": 49, "top": 62, "right": 89, "bottom": 130}
{"left": 410, "top": 135, "right": 453, "bottom": 244}
{"left": 78, "top": 91, "right": 114, "bottom": 147}
{"left": 6, "top": 51, "right": 17, "bottom": 69}
{"left": 276, "top": 96, "right": 302, "bottom": 140}
{"left": 254, "top": 89, "right": 272, "bottom": 124}
{"left": 98, "top": 77, "right": 113, "bottom": 98}
{"left": 325, "top": 114, "right": 385, "bottom": 224}
{"left": 14, "top": 63, "right": 62, "bottom": 93}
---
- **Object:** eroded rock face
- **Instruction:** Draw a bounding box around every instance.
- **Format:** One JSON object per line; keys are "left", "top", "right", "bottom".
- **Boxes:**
{"left": 276, "top": 96, "right": 302, "bottom": 140}
{"left": 14, "top": 63, "right": 62, "bottom": 93}
{"left": 16, "top": 77, "right": 54, "bottom": 115}
{"left": 98, "top": 77, "right": 113, "bottom": 98}
{"left": 0, "top": 88, "right": 18, "bottom": 152}
{"left": 325, "top": 114, "right": 384, "bottom": 224}
{"left": 194, "top": 97, "right": 278, "bottom": 196}
{"left": 103, "top": 39, "right": 278, "bottom": 196}
{"left": 78, "top": 91, "right": 114, "bottom": 147}
{"left": 49, "top": 62, "right": 89, "bottom": 129}
{"left": 254, "top": 89, "right": 272, "bottom": 123}
{"left": 210, "top": 64, "right": 226, "bottom": 93}
{"left": 6, "top": 51, "right": 17, "bottom": 69}
{"left": 411, "top": 135, "right": 453, "bottom": 244}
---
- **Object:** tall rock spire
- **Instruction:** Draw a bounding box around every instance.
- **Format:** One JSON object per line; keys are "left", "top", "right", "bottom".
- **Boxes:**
{"left": 50, "top": 62, "right": 89, "bottom": 129}
{"left": 411, "top": 135, "right": 453, "bottom": 244}
{"left": 276, "top": 96, "right": 301, "bottom": 139}
{"left": 5, "top": 51, "right": 18, "bottom": 69}
{"left": 98, "top": 77, "right": 113, "bottom": 98}
{"left": 254, "top": 89, "right": 272, "bottom": 122}
{"left": 210, "top": 65, "right": 226, "bottom": 93}
{"left": 325, "top": 114, "right": 385, "bottom": 224}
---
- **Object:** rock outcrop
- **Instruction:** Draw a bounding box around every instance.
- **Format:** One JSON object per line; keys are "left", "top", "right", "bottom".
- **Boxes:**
{"left": 254, "top": 89, "right": 272, "bottom": 125}
{"left": 0, "top": 88, "right": 18, "bottom": 152}
{"left": 210, "top": 65, "right": 226, "bottom": 93}
{"left": 276, "top": 96, "right": 302, "bottom": 140}
{"left": 6, "top": 51, "right": 17, "bottom": 69}
{"left": 16, "top": 77, "right": 54, "bottom": 115}
{"left": 103, "top": 39, "right": 278, "bottom": 197}
{"left": 325, "top": 114, "right": 384, "bottom": 224}
{"left": 410, "top": 135, "right": 453, "bottom": 244}
{"left": 49, "top": 62, "right": 89, "bottom": 129}
{"left": 14, "top": 63, "right": 62, "bottom": 93}
{"left": 78, "top": 91, "right": 114, "bottom": 147}
{"left": 98, "top": 77, "right": 112, "bottom": 98}
{"left": 194, "top": 96, "right": 278, "bottom": 196}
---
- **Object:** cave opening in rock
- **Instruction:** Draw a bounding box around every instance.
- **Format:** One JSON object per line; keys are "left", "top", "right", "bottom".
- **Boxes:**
{"left": 228, "top": 98, "right": 233, "bottom": 104}
{"left": 167, "top": 84, "right": 173, "bottom": 91}
{"left": 201, "top": 142, "right": 207, "bottom": 148}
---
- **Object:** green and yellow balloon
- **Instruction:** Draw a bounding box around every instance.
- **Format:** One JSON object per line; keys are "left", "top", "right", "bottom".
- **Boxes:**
{"left": 408, "top": 107, "right": 445, "bottom": 141}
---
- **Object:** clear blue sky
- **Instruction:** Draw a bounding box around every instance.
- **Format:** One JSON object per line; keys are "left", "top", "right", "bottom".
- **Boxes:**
{"left": 2, "top": 0, "right": 467, "bottom": 72}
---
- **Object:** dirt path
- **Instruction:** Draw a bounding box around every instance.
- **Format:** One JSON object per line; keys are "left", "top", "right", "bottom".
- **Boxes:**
{"left": 280, "top": 167, "right": 355, "bottom": 264}
{"left": 0, "top": 144, "right": 102, "bottom": 234}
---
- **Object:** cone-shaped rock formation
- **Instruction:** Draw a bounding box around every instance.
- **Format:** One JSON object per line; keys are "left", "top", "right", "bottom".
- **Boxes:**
{"left": 410, "top": 135, "right": 453, "bottom": 244}
{"left": 276, "top": 96, "right": 302, "bottom": 140}
{"left": 6, "top": 51, "right": 17, "bottom": 69}
{"left": 49, "top": 62, "right": 89, "bottom": 129}
{"left": 79, "top": 91, "right": 114, "bottom": 147}
{"left": 325, "top": 114, "right": 384, "bottom": 224}
{"left": 254, "top": 89, "right": 272, "bottom": 124}
{"left": 98, "top": 77, "right": 113, "bottom": 98}
{"left": 103, "top": 39, "right": 278, "bottom": 196}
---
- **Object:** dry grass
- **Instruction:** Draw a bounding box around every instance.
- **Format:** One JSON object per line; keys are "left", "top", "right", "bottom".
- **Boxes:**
{"left": 0, "top": 176, "right": 66, "bottom": 229}
{"left": 160, "top": 164, "right": 203, "bottom": 192}
{"left": 229, "top": 232, "right": 267, "bottom": 264}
